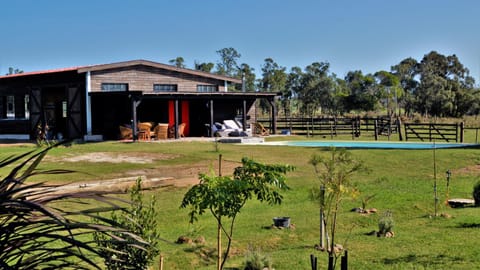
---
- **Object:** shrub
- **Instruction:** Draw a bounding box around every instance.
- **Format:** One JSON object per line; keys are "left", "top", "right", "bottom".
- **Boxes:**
{"left": 0, "top": 144, "right": 147, "bottom": 269}
{"left": 95, "top": 178, "right": 160, "bottom": 270}
{"left": 473, "top": 181, "right": 480, "bottom": 206}
{"left": 244, "top": 248, "right": 273, "bottom": 270}
{"left": 378, "top": 210, "right": 394, "bottom": 235}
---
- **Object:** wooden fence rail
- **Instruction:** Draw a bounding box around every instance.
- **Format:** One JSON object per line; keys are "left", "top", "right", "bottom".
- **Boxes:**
{"left": 256, "top": 117, "right": 465, "bottom": 143}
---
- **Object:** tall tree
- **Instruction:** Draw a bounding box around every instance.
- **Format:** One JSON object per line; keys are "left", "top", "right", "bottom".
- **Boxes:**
{"left": 194, "top": 61, "right": 215, "bottom": 73}
{"left": 391, "top": 57, "right": 419, "bottom": 116}
{"left": 343, "top": 71, "right": 379, "bottom": 113}
{"left": 257, "top": 58, "right": 287, "bottom": 114}
{"left": 236, "top": 63, "right": 256, "bottom": 92}
{"left": 374, "top": 70, "right": 402, "bottom": 116}
{"left": 297, "top": 62, "right": 335, "bottom": 116}
{"left": 169, "top": 57, "right": 186, "bottom": 68}
{"left": 414, "top": 51, "right": 476, "bottom": 117}
{"left": 215, "top": 47, "right": 241, "bottom": 76}
{"left": 6, "top": 67, "right": 23, "bottom": 75}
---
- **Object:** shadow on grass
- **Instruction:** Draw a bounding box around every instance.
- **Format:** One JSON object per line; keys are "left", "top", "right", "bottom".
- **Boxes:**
{"left": 457, "top": 222, "right": 480, "bottom": 228}
{"left": 382, "top": 253, "right": 463, "bottom": 266}
{"left": 183, "top": 245, "right": 216, "bottom": 266}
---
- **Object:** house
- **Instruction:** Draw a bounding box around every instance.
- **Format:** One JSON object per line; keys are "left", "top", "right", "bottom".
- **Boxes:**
{"left": 0, "top": 60, "right": 278, "bottom": 141}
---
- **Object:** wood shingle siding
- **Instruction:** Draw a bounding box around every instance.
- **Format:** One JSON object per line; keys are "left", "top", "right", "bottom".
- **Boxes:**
{"left": 89, "top": 65, "right": 227, "bottom": 93}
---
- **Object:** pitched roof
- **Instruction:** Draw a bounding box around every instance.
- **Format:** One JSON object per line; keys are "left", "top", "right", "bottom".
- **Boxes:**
{"left": 77, "top": 59, "right": 242, "bottom": 83}
{"left": 0, "top": 60, "right": 243, "bottom": 83}
{"left": 0, "top": 66, "right": 86, "bottom": 79}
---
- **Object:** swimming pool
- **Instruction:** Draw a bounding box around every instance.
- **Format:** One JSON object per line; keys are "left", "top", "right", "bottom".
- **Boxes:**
{"left": 257, "top": 141, "right": 480, "bottom": 149}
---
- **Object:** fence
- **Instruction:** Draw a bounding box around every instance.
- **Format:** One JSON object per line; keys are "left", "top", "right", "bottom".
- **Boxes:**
{"left": 256, "top": 117, "right": 466, "bottom": 143}
{"left": 404, "top": 122, "right": 463, "bottom": 142}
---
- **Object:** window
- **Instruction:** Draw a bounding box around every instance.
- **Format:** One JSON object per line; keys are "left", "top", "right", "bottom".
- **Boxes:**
{"left": 197, "top": 85, "right": 217, "bottom": 92}
{"left": 24, "top": 95, "right": 30, "bottom": 119}
{"left": 153, "top": 84, "right": 177, "bottom": 92}
{"left": 101, "top": 83, "right": 128, "bottom": 92}
{"left": 6, "top": 96, "right": 15, "bottom": 118}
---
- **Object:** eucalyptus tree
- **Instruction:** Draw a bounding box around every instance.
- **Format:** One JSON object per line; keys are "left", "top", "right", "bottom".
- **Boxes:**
{"left": 257, "top": 58, "right": 287, "bottom": 114}
{"left": 285, "top": 66, "right": 304, "bottom": 116}
{"left": 169, "top": 57, "right": 186, "bottom": 68}
{"left": 415, "top": 51, "right": 476, "bottom": 117}
{"left": 215, "top": 47, "right": 241, "bottom": 76}
{"left": 296, "top": 62, "right": 335, "bottom": 116}
{"left": 343, "top": 71, "right": 379, "bottom": 113}
{"left": 391, "top": 57, "right": 419, "bottom": 116}
{"left": 195, "top": 61, "right": 215, "bottom": 73}
{"left": 374, "top": 70, "right": 402, "bottom": 116}
{"left": 236, "top": 63, "right": 256, "bottom": 92}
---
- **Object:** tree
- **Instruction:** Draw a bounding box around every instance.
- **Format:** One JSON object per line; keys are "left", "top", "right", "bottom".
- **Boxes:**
{"left": 0, "top": 144, "right": 148, "bottom": 269}
{"left": 169, "top": 57, "right": 186, "bottom": 68}
{"left": 257, "top": 58, "right": 287, "bottom": 114}
{"left": 6, "top": 67, "right": 23, "bottom": 75}
{"left": 374, "top": 70, "right": 402, "bottom": 116}
{"left": 215, "top": 47, "right": 241, "bottom": 76}
{"left": 296, "top": 62, "right": 335, "bottom": 116}
{"left": 343, "top": 71, "right": 379, "bottom": 113}
{"left": 391, "top": 57, "right": 419, "bottom": 116}
{"left": 236, "top": 63, "right": 256, "bottom": 92}
{"left": 181, "top": 157, "right": 294, "bottom": 270}
{"left": 195, "top": 61, "right": 215, "bottom": 73}
{"left": 95, "top": 178, "right": 160, "bottom": 270}
{"left": 309, "top": 148, "right": 365, "bottom": 270}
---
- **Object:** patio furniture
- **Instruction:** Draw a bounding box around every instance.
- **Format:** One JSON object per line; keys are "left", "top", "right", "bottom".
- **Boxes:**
{"left": 178, "top": 123, "right": 186, "bottom": 137}
{"left": 119, "top": 125, "right": 133, "bottom": 140}
{"left": 153, "top": 123, "right": 169, "bottom": 140}
{"left": 253, "top": 122, "right": 269, "bottom": 136}
{"left": 137, "top": 122, "right": 153, "bottom": 140}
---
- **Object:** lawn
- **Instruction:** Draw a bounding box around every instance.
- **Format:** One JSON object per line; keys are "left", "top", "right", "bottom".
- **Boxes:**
{"left": 1, "top": 138, "right": 479, "bottom": 270}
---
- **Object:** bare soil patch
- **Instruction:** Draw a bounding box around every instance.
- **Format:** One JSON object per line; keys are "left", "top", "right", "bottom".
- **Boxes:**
{"left": 50, "top": 152, "right": 240, "bottom": 190}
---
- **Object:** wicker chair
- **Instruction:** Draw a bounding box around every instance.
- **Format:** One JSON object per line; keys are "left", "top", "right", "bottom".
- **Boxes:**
{"left": 137, "top": 122, "right": 153, "bottom": 140}
{"left": 119, "top": 125, "right": 133, "bottom": 140}
{"left": 153, "top": 123, "right": 169, "bottom": 140}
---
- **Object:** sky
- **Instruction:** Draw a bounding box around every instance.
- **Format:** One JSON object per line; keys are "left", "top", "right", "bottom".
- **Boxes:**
{"left": 1, "top": 0, "right": 480, "bottom": 83}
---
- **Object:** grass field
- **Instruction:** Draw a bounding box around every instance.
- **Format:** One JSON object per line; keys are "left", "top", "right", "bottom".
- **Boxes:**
{"left": 1, "top": 137, "right": 479, "bottom": 269}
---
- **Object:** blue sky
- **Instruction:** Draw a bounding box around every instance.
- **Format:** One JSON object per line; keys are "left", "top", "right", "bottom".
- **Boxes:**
{"left": 1, "top": 0, "right": 479, "bottom": 83}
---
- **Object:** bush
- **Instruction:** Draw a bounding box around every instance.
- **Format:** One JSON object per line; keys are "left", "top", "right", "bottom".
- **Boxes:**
{"left": 243, "top": 248, "right": 273, "bottom": 270}
{"left": 473, "top": 181, "right": 480, "bottom": 206}
{"left": 95, "top": 178, "right": 159, "bottom": 270}
{"left": 378, "top": 210, "right": 394, "bottom": 235}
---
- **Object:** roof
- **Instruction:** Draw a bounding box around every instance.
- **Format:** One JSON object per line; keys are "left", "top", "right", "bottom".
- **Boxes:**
{"left": 0, "top": 66, "right": 86, "bottom": 79}
{"left": 78, "top": 60, "right": 242, "bottom": 84}
{"left": 0, "top": 59, "right": 243, "bottom": 83}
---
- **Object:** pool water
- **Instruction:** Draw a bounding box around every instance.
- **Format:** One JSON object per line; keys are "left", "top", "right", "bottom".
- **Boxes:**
{"left": 259, "top": 141, "right": 479, "bottom": 149}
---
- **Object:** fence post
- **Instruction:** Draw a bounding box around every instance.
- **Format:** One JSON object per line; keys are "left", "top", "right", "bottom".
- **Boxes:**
{"left": 374, "top": 119, "right": 378, "bottom": 141}
{"left": 328, "top": 255, "right": 334, "bottom": 270}
{"left": 341, "top": 250, "right": 348, "bottom": 270}
{"left": 460, "top": 122, "right": 464, "bottom": 143}
{"left": 397, "top": 117, "right": 403, "bottom": 141}
{"left": 310, "top": 254, "right": 317, "bottom": 270}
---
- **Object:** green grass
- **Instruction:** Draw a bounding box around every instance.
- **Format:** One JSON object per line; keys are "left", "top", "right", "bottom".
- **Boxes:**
{"left": 1, "top": 140, "right": 479, "bottom": 269}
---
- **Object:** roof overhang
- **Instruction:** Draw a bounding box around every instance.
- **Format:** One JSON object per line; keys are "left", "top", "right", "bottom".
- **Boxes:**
{"left": 89, "top": 91, "right": 279, "bottom": 100}
{"left": 77, "top": 59, "right": 242, "bottom": 84}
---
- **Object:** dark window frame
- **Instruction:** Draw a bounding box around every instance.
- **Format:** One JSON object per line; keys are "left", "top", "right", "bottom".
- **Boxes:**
{"left": 101, "top": 83, "right": 129, "bottom": 92}
{"left": 153, "top": 84, "right": 178, "bottom": 92}
{"left": 196, "top": 85, "right": 218, "bottom": 92}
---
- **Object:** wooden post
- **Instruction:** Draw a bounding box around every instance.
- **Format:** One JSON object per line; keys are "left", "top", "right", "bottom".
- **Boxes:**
{"left": 460, "top": 122, "right": 464, "bottom": 143}
{"left": 159, "top": 255, "right": 164, "bottom": 270}
{"left": 310, "top": 254, "right": 317, "bottom": 270}
{"left": 341, "top": 250, "right": 348, "bottom": 270}
{"left": 374, "top": 120, "right": 378, "bottom": 141}
{"left": 397, "top": 117, "right": 403, "bottom": 141}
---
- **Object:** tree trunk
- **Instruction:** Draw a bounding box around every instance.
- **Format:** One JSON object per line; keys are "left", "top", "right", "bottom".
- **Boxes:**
{"left": 217, "top": 222, "right": 222, "bottom": 270}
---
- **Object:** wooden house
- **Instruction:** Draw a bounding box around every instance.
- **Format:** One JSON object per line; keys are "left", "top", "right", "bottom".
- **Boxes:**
{"left": 0, "top": 60, "right": 278, "bottom": 141}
